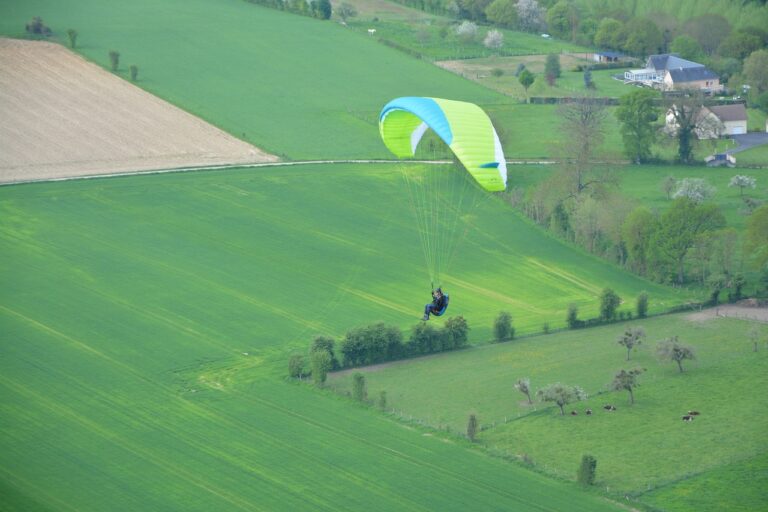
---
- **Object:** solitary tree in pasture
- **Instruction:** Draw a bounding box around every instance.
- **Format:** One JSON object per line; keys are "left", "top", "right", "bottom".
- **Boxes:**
{"left": 649, "top": 198, "right": 725, "bottom": 284}
{"left": 466, "top": 413, "right": 478, "bottom": 441}
{"left": 673, "top": 178, "right": 716, "bottom": 204}
{"left": 455, "top": 21, "right": 478, "bottom": 44}
{"left": 536, "top": 383, "right": 587, "bottom": 416}
{"left": 611, "top": 367, "right": 645, "bottom": 404}
{"left": 336, "top": 2, "right": 357, "bottom": 22}
{"left": 615, "top": 89, "right": 659, "bottom": 164}
{"left": 518, "top": 69, "right": 535, "bottom": 101}
{"left": 656, "top": 336, "right": 696, "bottom": 373}
{"left": 129, "top": 65, "right": 138, "bottom": 82}
{"left": 108, "top": 50, "right": 120, "bottom": 71}
{"left": 599, "top": 288, "right": 621, "bottom": 321}
{"left": 729, "top": 175, "right": 756, "bottom": 197}
{"left": 577, "top": 455, "right": 597, "bottom": 486}
{"left": 311, "top": 350, "right": 332, "bottom": 385}
{"left": 443, "top": 316, "right": 470, "bottom": 349}
{"left": 515, "top": 377, "right": 533, "bottom": 404}
{"left": 494, "top": 311, "right": 514, "bottom": 342}
{"left": 636, "top": 292, "right": 648, "bottom": 319}
{"left": 748, "top": 325, "right": 761, "bottom": 353}
{"left": 484, "top": 30, "right": 504, "bottom": 49}
{"left": 352, "top": 372, "right": 367, "bottom": 401}
{"left": 745, "top": 205, "right": 768, "bottom": 270}
{"left": 66, "top": 29, "right": 78, "bottom": 48}
{"left": 617, "top": 326, "right": 645, "bottom": 360}
{"left": 378, "top": 390, "right": 387, "bottom": 410}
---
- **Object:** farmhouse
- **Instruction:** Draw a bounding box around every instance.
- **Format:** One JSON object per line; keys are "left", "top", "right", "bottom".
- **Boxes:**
{"left": 664, "top": 102, "right": 747, "bottom": 139}
{"left": 624, "top": 54, "right": 721, "bottom": 92}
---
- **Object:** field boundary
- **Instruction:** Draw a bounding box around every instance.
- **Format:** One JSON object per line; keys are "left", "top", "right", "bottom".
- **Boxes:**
{"left": 0, "top": 159, "right": 563, "bottom": 187}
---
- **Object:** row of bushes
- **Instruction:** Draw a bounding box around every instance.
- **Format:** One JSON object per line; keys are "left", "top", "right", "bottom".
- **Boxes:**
{"left": 289, "top": 317, "right": 470, "bottom": 382}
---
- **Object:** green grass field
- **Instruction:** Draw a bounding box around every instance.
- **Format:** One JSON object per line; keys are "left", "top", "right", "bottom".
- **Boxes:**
{"left": 0, "top": 0, "right": 503, "bottom": 160}
{"left": 737, "top": 144, "right": 768, "bottom": 168}
{"left": 328, "top": 313, "right": 768, "bottom": 510}
{"left": 350, "top": 19, "right": 589, "bottom": 60}
{"left": 0, "top": 163, "right": 691, "bottom": 511}
{"left": 507, "top": 163, "right": 767, "bottom": 231}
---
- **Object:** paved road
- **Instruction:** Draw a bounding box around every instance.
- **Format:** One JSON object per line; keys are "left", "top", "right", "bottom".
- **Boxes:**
{"left": 726, "top": 132, "right": 768, "bottom": 154}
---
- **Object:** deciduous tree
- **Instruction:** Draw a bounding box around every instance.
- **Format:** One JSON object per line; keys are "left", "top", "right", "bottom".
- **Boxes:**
{"left": 599, "top": 288, "right": 621, "bottom": 321}
{"left": 66, "top": 29, "right": 78, "bottom": 49}
{"left": 466, "top": 413, "right": 478, "bottom": 441}
{"left": 536, "top": 383, "right": 587, "bottom": 415}
{"left": 611, "top": 367, "right": 645, "bottom": 403}
{"left": 494, "top": 311, "right": 514, "bottom": 341}
{"left": 617, "top": 326, "right": 645, "bottom": 360}
{"left": 311, "top": 351, "right": 332, "bottom": 385}
{"left": 729, "top": 175, "right": 756, "bottom": 197}
{"left": 656, "top": 336, "right": 696, "bottom": 373}
{"left": 744, "top": 50, "right": 768, "bottom": 94}
{"left": 649, "top": 198, "right": 725, "bottom": 283}
{"left": 352, "top": 372, "right": 367, "bottom": 401}
{"left": 622, "top": 207, "right": 658, "bottom": 275}
{"left": 616, "top": 89, "right": 659, "bottom": 163}
{"left": 577, "top": 455, "right": 597, "bottom": 485}
{"left": 485, "top": 0, "right": 518, "bottom": 28}
{"left": 515, "top": 377, "right": 532, "bottom": 404}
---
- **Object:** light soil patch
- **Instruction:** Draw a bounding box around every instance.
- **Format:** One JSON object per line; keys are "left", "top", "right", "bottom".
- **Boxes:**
{"left": 686, "top": 305, "right": 768, "bottom": 323}
{"left": 0, "top": 39, "right": 277, "bottom": 184}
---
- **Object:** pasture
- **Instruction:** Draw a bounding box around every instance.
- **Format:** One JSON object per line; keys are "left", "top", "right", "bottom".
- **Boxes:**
{"left": 350, "top": 19, "right": 589, "bottom": 60}
{"left": 328, "top": 313, "right": 768, "bottom": 511}
{"left": 0, "top": 163, "right": 670, "bottom": 511}
{"left": 507, "top": 163, "right": 768, "bottom": 231}
{"left": 0, "top": 0, "right": 502, "bottom": 160}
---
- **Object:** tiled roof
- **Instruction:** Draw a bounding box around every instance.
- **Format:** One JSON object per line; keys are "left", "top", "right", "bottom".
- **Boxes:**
{"left": 668, "top": 66, "right": 719, "bottom": 83}
{"left": 708, "top": 104, "right": 747, "bottom": 122}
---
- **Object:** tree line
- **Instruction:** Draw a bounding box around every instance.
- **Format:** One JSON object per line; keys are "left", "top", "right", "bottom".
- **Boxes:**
{"left": 288, "top": 316, "right": 470, "bottom": 383}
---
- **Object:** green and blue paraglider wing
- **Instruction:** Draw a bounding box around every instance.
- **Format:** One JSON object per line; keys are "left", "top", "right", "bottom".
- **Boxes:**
{"left": 378, "top": 97, "right": 507, "bottom": 192}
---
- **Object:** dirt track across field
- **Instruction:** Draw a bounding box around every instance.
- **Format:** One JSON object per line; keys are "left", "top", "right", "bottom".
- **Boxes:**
{"left": 0, "top": 38, "right": 277, "bottom": 184}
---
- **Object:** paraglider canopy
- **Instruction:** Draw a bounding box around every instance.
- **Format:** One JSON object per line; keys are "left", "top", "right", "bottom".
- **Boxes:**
{"left": 379, "top": 97, "right": 507, "bottom": 192}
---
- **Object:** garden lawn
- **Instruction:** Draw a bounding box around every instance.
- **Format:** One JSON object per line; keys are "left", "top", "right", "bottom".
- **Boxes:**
{"left": 328, "top": 313, "right": 768, "bottom": 511}
{"left": 0, "top": 163, "right": 688, "bottom": 510}
{"left": 0, "top": 0, "right": 502, "bottom": 160}
{"left": 736, "top": 144, "right": 768, "bottom": 168}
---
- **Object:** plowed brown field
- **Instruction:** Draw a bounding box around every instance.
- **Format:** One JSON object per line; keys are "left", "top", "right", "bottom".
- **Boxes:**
{"left": 0, "top": 38, "right": 277, "bottom": 184}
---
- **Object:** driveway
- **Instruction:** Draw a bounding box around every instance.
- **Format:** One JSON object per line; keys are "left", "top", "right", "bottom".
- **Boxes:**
{"left": 726, "top": 132, "right": 768, "bottom": 154}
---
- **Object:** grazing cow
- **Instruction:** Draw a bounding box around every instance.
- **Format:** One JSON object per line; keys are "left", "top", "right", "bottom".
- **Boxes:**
{"left": 571, "top": 410, "right": 578, "bottom": 416}
{"left": 585, "top": 408, "right": 593, "bottom": 415}
{"left": 682, "top": 415, "right": 694, "bottom": 422}
{"left": 687, "top": 410, "right": 700, "bottom": 416}
{"left": 603, "top": 405, "right": 616, "bottom": 411}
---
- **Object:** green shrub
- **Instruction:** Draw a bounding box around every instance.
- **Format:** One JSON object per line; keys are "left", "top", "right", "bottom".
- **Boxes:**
{"left": 577, "top": 454, "right": 597, "bottom": 485}
{"left": 493, "top": 311, "right": 514, "bottom": 342}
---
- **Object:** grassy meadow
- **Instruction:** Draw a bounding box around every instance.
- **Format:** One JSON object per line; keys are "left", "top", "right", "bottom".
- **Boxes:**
{"left": 507, "top": 163, "right": 768, "bottom": 231}
{"left": 328, "top": 313, "right": 768, "bottom": 510}
{"left": 0, "top": 163, "right": 657, "bottom": 511}
{"left": 0, "top": 0, "right": 503, "bottom": 160}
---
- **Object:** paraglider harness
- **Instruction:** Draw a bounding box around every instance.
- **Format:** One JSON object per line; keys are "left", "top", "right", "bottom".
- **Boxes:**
{"left": 428, "top": 288, "right": 449, "bottom": 317}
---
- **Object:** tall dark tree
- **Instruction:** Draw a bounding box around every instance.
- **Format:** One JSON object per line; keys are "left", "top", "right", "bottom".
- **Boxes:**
{"left": 466, "top": 413, "right": 478, "bottom": 441}
{"left": 352, "top": 372, "right": 367, "bottom": 401}
{"left": 665, "top": 92, "right": 710, "bottom": 164}
{"left": 622, "top": 207, "right": 658, "bottom": 275}
{"left": 316, "top": 0, "right": 332, "bottom": 19}
{"left": 616, "top": 89, "right": 659, "bottom": 164}
{"left": 577, "top": 455, "right": 597, "bottom": 486}
{"left": 636, "top": 292, "right": 649, "bottom": 319}
{"left": 311, "top": 351, "right": 332, "bottom": 385}
{"left": 494, "top": 311, "right": 514, "bottom": 341}
{"left": 544, "top": 53, "right": 561, "bottom": 80}
{"left": 599, "top": 288, "right": 621, "bottom": 321}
